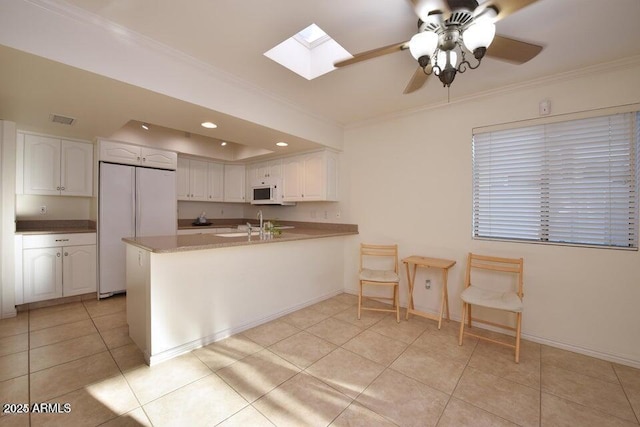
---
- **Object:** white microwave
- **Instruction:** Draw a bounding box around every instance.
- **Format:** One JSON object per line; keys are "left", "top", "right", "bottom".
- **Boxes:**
{"left": 251, "top": 179, "right": 295, "bottom": 205}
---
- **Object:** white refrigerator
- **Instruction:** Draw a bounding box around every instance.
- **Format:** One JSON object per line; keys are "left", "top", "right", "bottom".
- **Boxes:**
{"left": 98, "top": 162, "right": 177, "bottom": 297}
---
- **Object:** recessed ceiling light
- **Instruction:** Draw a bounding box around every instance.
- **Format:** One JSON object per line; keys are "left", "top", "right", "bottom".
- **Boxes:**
{"left": 141, "top": 123, "right": 149, "bottom": 130}
{"left": 201, "top": 122, "right": 217, "bottom": 129}
{"left": 276, "top": 142, "right": 288, "bottom": 147}
{"left": 221, "top": 142, "right": 227, "bottom": 146}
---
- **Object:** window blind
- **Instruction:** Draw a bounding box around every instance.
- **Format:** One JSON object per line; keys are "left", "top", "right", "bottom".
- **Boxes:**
{"left": 473, "top": 111, "right": 639, "bottom": 249}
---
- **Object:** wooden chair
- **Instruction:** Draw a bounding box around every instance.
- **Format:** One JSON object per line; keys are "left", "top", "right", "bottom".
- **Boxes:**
{"left": 358, "top": 243, "right": 400, "bottom": 323}
{"left": 458, "top": 253, "right": 524, "bottom": 362}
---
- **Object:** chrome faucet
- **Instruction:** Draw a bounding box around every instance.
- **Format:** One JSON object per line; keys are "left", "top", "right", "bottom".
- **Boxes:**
{"left": 257, "top": 210, "right": 264, "bottom": 239}
{"left": 246, "top": 222, "right": 252, "bottom": 240}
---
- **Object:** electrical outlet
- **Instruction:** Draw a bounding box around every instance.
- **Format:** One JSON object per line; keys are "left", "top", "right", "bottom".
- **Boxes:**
{"left": 39, "top": 206, "right": 47, "bottom": 215}
{"left": 323, "top": 210, "right": 328, "bottom": 219}
{"left": 335, "top": 211, "right": 341, "bottom": 219}
{"left": 425, "top": 279, "right": 431, "bottom": 290}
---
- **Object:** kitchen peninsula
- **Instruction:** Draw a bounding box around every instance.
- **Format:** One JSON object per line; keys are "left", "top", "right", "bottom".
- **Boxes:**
{"left": 123, "top": 222, "right": 358, "bottom": 365}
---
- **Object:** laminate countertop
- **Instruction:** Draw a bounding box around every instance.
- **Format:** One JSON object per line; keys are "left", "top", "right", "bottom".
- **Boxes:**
{"left": 123, "top": 226, "right": 358, "bottom": 254}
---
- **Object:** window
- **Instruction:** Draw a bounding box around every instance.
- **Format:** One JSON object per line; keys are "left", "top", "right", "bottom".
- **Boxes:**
{"left": 473, "top": 110, "right": 639, "bottom": 249}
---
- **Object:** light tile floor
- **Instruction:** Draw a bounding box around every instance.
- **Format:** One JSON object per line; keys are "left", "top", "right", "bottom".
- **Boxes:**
{"left": 1, "top": 293, "right": 639, "bottom": 426}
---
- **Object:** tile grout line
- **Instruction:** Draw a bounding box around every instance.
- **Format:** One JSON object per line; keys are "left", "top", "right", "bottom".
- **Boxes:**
{"left": 433, "top": 332, "right": 478, "bottom": 427}
{"left": 306, "top": 308, "right": 407, "bottom": 426}
{"left": 611, "top": 364, "right": 640, "bottom": 424}
{"left": 213, "top": 302, "right": 381, "bottom": 426}
{"left": 304, "top": 307, "right": 394, "bottom": 426}
{"left": 83, "top": 299, "right": 154, "bottom": 425}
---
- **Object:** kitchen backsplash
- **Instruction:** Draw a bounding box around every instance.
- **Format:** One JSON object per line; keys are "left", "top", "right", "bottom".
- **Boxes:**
{"left": 16, "top": 195, "right": 93, "bottom": 221}
{"left": 178, "top": 201, "right": 347, "bottom": 224}
{"left": 177, "top": 201, "right": 244, "bottom": 220}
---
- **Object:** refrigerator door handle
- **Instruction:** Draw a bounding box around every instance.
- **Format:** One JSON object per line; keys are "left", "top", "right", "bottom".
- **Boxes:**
{"left": 132, "top": 171, "right": 138, "bottom": 236}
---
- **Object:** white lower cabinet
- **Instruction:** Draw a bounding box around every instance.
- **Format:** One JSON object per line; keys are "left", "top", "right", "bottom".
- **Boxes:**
{"left": 62, "top": 245, "right": 97, "bottom": 297}
{"left": 21, "top": 233, "right": 97, "bottom": 303}
{"left": 23, "top": 248, "right": 62, "bottom": 303}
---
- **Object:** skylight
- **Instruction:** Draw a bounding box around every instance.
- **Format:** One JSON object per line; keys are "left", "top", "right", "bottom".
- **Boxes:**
{"left": 264, "top": 23, "right": 352, "bottom": 80}
{"left": 295, "top": 23, "right": 329, "bottom": 47}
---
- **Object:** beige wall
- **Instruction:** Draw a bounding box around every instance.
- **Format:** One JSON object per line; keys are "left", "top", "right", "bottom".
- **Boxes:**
{"left": 342, "top": 59, "right": 640, "bottom": 367}
{"left": 1, "top": 121, "right": 17, "bottom": 318}
{"left": 15, "top": 195, "right": 93, "bottom": 220}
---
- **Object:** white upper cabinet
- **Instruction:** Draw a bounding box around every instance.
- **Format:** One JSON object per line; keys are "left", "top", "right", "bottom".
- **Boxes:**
{"left": 248, "top": 158, "right": 283, "bottom": 186}
{"left": 187, "top": 159, "right": 208, "bottom": 201}
{"left": 176, "top": 157, "right": 191, "bottom": 200}
{"left": 99, "top": 140, "right": 139, "bottom": 165}
{"left": 174, "top": 151, "right": 337, "bottom": 204}
{"left": 223, "top": 164, "right": 246, "bottom": 203}
{"left": 282, "top": 156, "right": 303, "bottom": 200}
{"left": 22, "top": 133, "right": 93, "bottom": 197}
{"left": 282, "top": 150, "right": 338, "bottom": 202}
{"left": 99, "top": 139, "right": 177, "bottom": 170}
{"left": 207, "top": 162, "right": 224, "bottom": 202}
{"left": 141, "top": 147, "right": 177, "bottom": 169}
{"left": 177, "top": 157, "right": 223, "bottom": 202}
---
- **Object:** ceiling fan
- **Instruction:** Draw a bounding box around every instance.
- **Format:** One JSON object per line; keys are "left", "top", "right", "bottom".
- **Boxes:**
{"left": 334, "top": 0, "right": 544, "bottom": 94}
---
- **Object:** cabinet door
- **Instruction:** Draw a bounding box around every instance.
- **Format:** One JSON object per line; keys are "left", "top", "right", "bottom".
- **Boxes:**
{"left": 177, "top": 158, "right": 191, "bottom": 200}
{"left": 247, "top": 163, "right": 261, "bottom": 187}
{"left": 189, "top": 159, "right": 208, "bottom": 201}
{"left": 268, "top": 159, "right": 283, "bottom": 181}
{"left": 141, "top": 147, "right": 177, "bottom": 170}
{"left": 207, "top": 162, "right": 224, "bottom": 201}
{"left": 23, "top": 134, "right": 61, "bottom": 195}
{"left": 63, "top": 245, "right": 97, "bottom": 296}
{"left": 23, "top": 248, "right": 63, "bottom": 303}
{"left": 60, "top": 140, "right": 93, "bottom": 196}
{"left": 223, "top": 164, "right": 246, "bottom": 202}
{"left": 99, "top": 140, "right": 141, "bottom": 165}
{"left": 254, "top": 162, "right": 270, "bottom": 182}
{"left": 302, "top": 152, "right": 325, "bottom": 200}
{"left": 282, "top": 156, "right": 303, "bottom": 201}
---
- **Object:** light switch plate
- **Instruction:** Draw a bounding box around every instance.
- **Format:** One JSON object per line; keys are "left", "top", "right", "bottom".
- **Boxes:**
{"left": 539, "top": 99, "right": 551, "bottom": 116}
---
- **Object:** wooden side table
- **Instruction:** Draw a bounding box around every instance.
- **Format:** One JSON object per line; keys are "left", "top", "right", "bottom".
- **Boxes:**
{"left": 402, "top": 256, "right": 456, "bottom": 329}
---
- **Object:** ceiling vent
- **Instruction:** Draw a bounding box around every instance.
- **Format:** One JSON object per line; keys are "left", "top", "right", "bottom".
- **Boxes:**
{"left": 49, "top": 113, "right": 76, "bottom": 126}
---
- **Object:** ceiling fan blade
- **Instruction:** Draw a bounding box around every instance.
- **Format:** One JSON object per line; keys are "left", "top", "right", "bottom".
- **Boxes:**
{"left": 403, "top": 67, "right": 430, "bottom": 94}
{"left": 334, "top": 41, "right": 408, "bottom": 68}
{"left": 487, "top": 35, "right": 543, "bottom": 64}
{"left": 409, "top": 0, "right": 452, "bottom": 21}
{"left": 475, "top": 0, "right": 540, "bottom": 23}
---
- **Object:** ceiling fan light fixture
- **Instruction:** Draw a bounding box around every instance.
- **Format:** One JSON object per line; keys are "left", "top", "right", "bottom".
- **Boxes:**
{"left": 438, "top": 50, "right": 457, "bottom": 68}
{"left": 409, "top": 31, "right": 438, "bottom": 61}
{"left": 463, "top": 21, "right": 496, "bottom": 52}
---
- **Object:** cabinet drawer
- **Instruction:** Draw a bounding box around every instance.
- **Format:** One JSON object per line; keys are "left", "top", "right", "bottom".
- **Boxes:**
{"left": 23, "top": 233, "right": 96, "bottom": 249}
